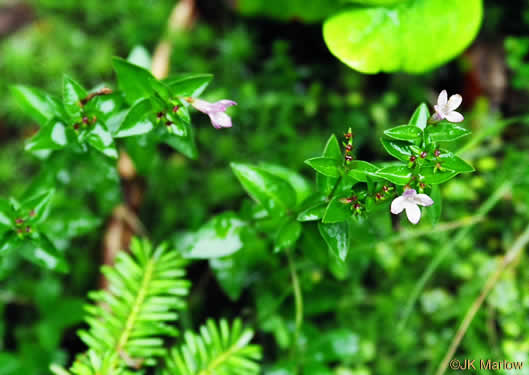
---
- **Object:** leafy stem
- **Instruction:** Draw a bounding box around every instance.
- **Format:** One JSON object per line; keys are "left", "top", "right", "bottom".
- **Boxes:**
{"left": 286, "top": 248, "right": 303, "bottom": 373}
{"left": 327, "top": 175, "right": 343, "bottom": 201}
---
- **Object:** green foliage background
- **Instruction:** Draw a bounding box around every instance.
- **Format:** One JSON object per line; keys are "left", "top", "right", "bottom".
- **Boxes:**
{"left": 1, "top": 0, "right": 529, "bottom": 374}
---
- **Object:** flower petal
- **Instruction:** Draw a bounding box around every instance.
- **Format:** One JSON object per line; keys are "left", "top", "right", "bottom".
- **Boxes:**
{"left": 208, "top": 111, "right": 232, "bottom": 129}
{"left": 405, "top": 204, "right": 421, "bottom": 224}
{"left": 447, "top": 94, "right": 462, "bottom": 111}
{"left": 445, "top": 111, "right": 464, "bottom": 123}
{"left": 413, "top": 194, "right": 434, "bottom": 207}
{"left": 391, "top": 196, "right": 406, "bottom": 214}
{"left": 437, "top": 90, "right": 448, "bottom": 106}
{"left": 191, "top": 99, "right": 237, "bottom": 114}
{"left": 433, "top": 105, "right": 446, "bottom": 119}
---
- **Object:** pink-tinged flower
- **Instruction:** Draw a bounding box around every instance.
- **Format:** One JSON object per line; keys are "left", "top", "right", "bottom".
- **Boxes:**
{"left": 188, "top": 98, "right": 237, "bottom": 129}
{"left": 433, "top": 90, "right": 464, "bottom": 123}
{"left": 390, "top": 189, "right": 434, "bottom": 225}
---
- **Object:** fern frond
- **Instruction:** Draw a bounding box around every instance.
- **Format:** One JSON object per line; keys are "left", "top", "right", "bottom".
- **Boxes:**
{"left": 164, "top": 319, "right": 262, "bottom": 375}
{"left": 71, "top": 237, "right": 190, "bottom": 374}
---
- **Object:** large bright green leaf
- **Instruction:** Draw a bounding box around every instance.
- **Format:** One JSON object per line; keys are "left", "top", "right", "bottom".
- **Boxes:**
{"left": 11, "top": 85, "right": 64, "bottom": 124}
{"left": 323, "top": 0, "right": 483, "bottom": 74}
{"left": 318, "top": 221, "right": 352, "bottom": 262}
{"left": 63, "top": 75, "right": 87, "bottom": 120}
{"left": 235, "top": 0, "right": 341, "bottom": 23}
{"left": 165, "top": 73, "right": 213, "bottom": 97}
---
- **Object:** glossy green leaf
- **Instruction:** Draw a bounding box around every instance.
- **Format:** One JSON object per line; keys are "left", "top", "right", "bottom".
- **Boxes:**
{"left": 235, "top": 0, "right": 340, "bottom": 23}
{"left": 112, "top": 57, "right": 157, "bottom": 104}
{"left": 179, "top": 212, "right": 248, "bottom": 259}
{"left": 425, "top": 123, "right": 471, "bottom": 142}
{"left": 376, "top": 165, "right": 412, "bottom": 185}
{"left": 323, "top": 0, "right": 483, "bottom": 74}
{"left": 380, "top": 139, "right": 413, "bottom": 162}
{"left": 409, "top": 103, "right": 430, "bottom": 130}
{"left": 165, "top": 73, "right": 213, "bottom": 97}
{"left": 346, "top": 0, "right": 408, "bottom": 4}
{"left": 305, "top": 157, "right": 342, "bottom": 178}
{"left": 347, "top": 160, "right": 380, "bottom": 182}
{"left": 274, "top": 219, "right": 302, "bottom": 252}
{"left": 384, "top": 125, "right": 422, "bottom": 141}
{"left": 231, "top": 163, "right": 297, "bottom": 216}
{"left": 63, "top": 75, "right": 87, "bottom": 120}
{"left": 86, "top": 122, "right": 118, "bottom": 159}
{"left": 10, "top": 85, "right": 63, "bottom": 124}
{"left": 114, "top": 98, "right": 154, "bottom": 138}
{"left": 322, "top": 196, "right": 351, "bottom": 224}
{"left": 297, "top": 194, "right": 327, "bottom": 222}
{"left": 25, "top": 120, "right": 74, "bottom": 152}
{"left": 318, "top": 221, "right": 351, "bottom": 262}
{"left": 21, "top": 234, "right": 69, "bottom": 273}
{"left": 162, "top": 117, "right": 198, "bottom": 160}
{"left": 419, "top": 166, "right": 458, "bottom": 184}
{"left": 438, "top": 151, "right": 475, "bottom": 173}
{"left": 0, "top": 199, "right": 13, "bottom": 232}
{"left": 21, "top": 190, "right": 55, "bottom": 224}
{"left": 258, "top": 163, "right": 312, "bottom": 204}
{"left": 317, "top": 134, "right": 342, "bottom": 195}
{"left": 127, "top": 45, "right": 152, "bottom": 70}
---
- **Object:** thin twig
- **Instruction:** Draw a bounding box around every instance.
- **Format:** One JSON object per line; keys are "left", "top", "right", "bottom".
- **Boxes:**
{"left": 435, "top": 223, "right": 529, "bottom": 375}
{"left": 286, "top": 249, "right": 303, "bottom": 374}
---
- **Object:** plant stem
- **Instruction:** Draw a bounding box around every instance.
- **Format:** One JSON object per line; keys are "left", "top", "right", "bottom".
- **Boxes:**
{"left": 286, "top": 249, "right": 303, "bottom": 373}
{"left": 327, "top": 176, "right": 343, "bottom": 201}
{"left": 398, "top": 180, "right": 512, "bottom": 330}
{"left": 435, "top": 223, "right": 529, "bottom": 375}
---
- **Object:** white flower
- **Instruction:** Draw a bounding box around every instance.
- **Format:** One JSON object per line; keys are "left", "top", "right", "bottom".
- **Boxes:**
{"left": 391, "top": 189, "right": 434, "bottom": 225}
{"left": 433, "top": 90, "right": 464, "bottom": 123}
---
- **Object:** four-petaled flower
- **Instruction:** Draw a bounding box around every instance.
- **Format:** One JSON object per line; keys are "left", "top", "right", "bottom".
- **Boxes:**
{"left": 188, "top": 98, "right": 237, "bottom": 129}
{"left": 433, "top": 90, "right": 464, "bottom": 123}
{"left": 391, "top": 189, "right": 434, "bottom": 225}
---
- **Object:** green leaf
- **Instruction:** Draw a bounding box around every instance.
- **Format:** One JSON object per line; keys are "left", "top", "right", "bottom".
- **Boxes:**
{"left": 231, "top": 163, "right": 297, "bottom": 216}
{"left": 438, "top": 151, "right": 475, "bottom": 173}
{"left": 346, "top": 0, "right": 408, "bottom": 4}
{"left": 25, "top": 120, "right": 74, "bottom": 152}
{"left": 127, "top": 45, "right": 152, "bottom": 70}
{"left": 178, "top": 212, "right": 248, "bottom": 259}
{"left": 165, "top": 73, "right": 213, "bottom": 97}
{"left": 427, "top": 185, "right": 442, "bottom": 224}
{"left": 21, "top": 189, "right": 55, "bottom": 224}
{"left": 63, "top": 75, "right": 87, "bottom": 120}
{"left": 165, "top": 319, "right": 262, "bottom": 375}
{"left": 380, "top": 138, "right": 413, "bottom": 162}
{"left": 409, "top": 103, "right": 430, "bottom": 130}
{"left": 322, "top": 196, "right": 351, "bottom": 224}
{"left": 347, "top": 160, "right": 380, "bottom": 182}
{"left": 11, "top": 85, "right": 63, "bottom": 124}
{"left": 305, "top": 157, "right": 342, "bottom": 178}
{"left": 235, "top": 0, "right": 340, "bottom": 23}
{"left": 114, "top": 98, "right": 154, "bottom": 138}
{"left": 384, "top": 125, "right": 423, "bottom": 141}
{"left": 419, "top": 167, "right": 458, "bottom": 184}
{"left": 112, "top": 57, "right": 157, "bottom": 104}
{"left": 318, "top": 221, "right": 351, "bottom": 262}
{"left": 425, "top": 123, "right": 471, "bottom": 142}
{"left": 86, "top": 122, "right": 118, "bottom": 159}
{"left": 258, "top": 163, "right": 312, "bottom": 204}
{"left": 376, "top": 165, "right": 412, "bottom": 185}
{"left": 274, "top": 219, "right": 302, "bottom": 252}
{"left": 317, "top": 135, "right": 342, "bottom": 195}
{"left": 323, "top": 0, "right": 483, "bottom": 74}
{"left": 21, "top": 234, "right": 68, "bottom": 273}
{"left": 162, "top": 118, "right": 198, "bottom": 160}
{"left": 0, "top": 199, "right": 13, "bottom": 232}
{"left": 297, "top": 194, "right": 327, "bottom": 222}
